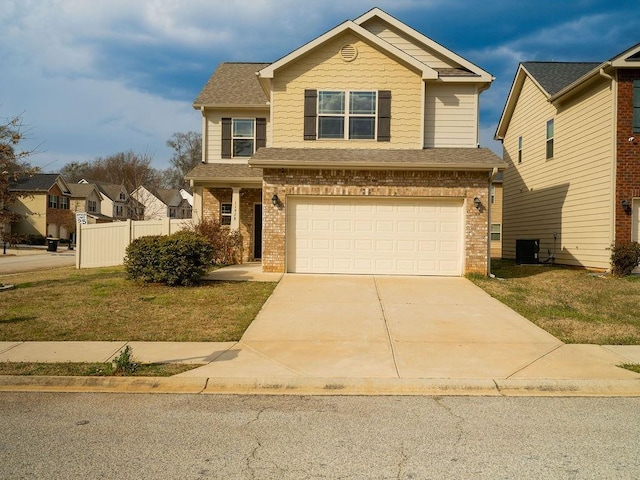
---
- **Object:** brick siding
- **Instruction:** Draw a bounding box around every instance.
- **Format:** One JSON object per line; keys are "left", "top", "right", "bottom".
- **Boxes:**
{"left": 261, "top": 168, "right": 490, "bottom": 275}
{"left": 615, "top": 69, "right": 640, "bottom": 242}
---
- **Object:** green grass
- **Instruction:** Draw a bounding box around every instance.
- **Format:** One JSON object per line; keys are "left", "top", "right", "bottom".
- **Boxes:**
{"left": 469, "top": 260, "right": 640, "bottom": 344}
{"left": 0, "top": 266, "right": 277, "bottom": 342}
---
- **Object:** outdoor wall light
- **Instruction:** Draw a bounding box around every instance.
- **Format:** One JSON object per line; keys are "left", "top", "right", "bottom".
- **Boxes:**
{"left": 271, "top": 194, "right": 279, "bottom": 206}
{"left": 621, "top": 199, "right": 631, "bottom": 213}
{"left": 473, "top": 197, "right": 481, "bottom": 210}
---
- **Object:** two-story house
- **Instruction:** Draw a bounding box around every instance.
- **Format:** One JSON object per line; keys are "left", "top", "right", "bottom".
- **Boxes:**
{"left": 186, "top": 8, "right": 504, "bottom": 276}
{"left": 79, "top": 179, "right": 140, "bottom": 220}
{"left": 8, "top": 173, "right": 74, "bottom": 240}
{"left": 68, "top": 183, "right": 112, "bottom": 223}
{"left": 495, "top": 43, "right": 640, "bottom": 270}
{"left": 130, "top": 186, "right": 193, "bottom": 220}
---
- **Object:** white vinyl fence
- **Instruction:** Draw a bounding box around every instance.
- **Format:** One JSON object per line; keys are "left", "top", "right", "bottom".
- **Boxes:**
{"left": 76, "top": 218, "right": 192, "bottom": 269}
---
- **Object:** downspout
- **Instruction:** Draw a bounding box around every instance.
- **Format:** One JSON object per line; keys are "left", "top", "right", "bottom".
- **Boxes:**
{"left": 487, "top": 167, "right": 499, "bottom": 277}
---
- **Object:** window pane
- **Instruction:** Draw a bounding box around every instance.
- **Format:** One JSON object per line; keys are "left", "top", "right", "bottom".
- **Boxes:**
{"left": 546, "top": 119, "right": 554, "bottom": 139}
{"left": 546, "top": 139, "right": 554, "bottom": 159}
{"left": 318, "top": 92, "right": 344, "bottom": 114}
{"left": 221, "top": 204, "right": 232, "bottom": 215}
{"left": 233, "top": 139, "right": 254, "bottom": 157}
{"left": 350, "top": 91, "right": 376, "bottom": 115}
{"left": 233, "top": 119, "right": 254, "bottom": 137}
{"left": 349, "top": 117, "right": 375, "bottom": 139}
{"left": 318, "top": 117, "right": 344, "bottom": 138}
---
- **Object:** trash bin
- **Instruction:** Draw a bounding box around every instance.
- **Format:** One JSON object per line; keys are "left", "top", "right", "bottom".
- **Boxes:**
{"left": 46, "top": 238, "right": 59, "bottom": 252}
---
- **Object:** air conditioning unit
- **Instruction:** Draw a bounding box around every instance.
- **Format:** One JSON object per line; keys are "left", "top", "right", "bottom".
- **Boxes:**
{"left": 516, "top": 239, "right": 540, "bottom": 264}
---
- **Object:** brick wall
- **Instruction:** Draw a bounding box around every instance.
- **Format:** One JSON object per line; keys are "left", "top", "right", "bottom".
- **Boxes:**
{"left": 616, "top": 69, "right": 640, "bottom": 242}
{"left": 262, "top": 168, "right": 490, "bottom": 275}
{"left": 201, "top": 187, "right": 262, "bottom": 262}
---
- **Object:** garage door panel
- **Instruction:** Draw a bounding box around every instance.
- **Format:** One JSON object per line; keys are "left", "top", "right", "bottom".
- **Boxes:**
{"left": 287, "top": 197, "right": 463, "bottom": 276}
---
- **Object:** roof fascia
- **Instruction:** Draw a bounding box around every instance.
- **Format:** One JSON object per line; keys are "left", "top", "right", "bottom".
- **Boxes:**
{"left": 609, "top": 42, "right": 640, "bottom": 67}
{"left": 249, "top": 159, "right": 504, "bottom": 171}
{"left": 354, "top": 8, "right": 494, "bottom": 82}
{"left": 194, "top": 103, "right": 269, "bottom": 110}
{"left": 54, "top": 176, "right": 72, "bottom": 195}
{"left": 495, "top": 65, "right": 529, "bottom": 140}
{"left": 258, "top": 20, "right": 438, "bottom": 80}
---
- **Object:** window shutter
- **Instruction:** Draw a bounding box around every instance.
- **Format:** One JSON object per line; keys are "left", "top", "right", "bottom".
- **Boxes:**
{"left": 633, "top": 80, "right": 640, "bottom": 133}
{"left": 256, "top": 118, "right": 266, "bottom": 149}
{"left": 221, "top": 118, "right": 232, "bottom": 158}
{"left": 377, "top": 90, "right": 391, "bottom": 142}
{"left": 304, "top": 89, "right": 317, "bottom": 140}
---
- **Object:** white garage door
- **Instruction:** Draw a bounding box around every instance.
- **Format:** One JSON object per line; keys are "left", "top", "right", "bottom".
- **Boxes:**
{"left": 287, "top": 196, "right": 464, "bottom": 276}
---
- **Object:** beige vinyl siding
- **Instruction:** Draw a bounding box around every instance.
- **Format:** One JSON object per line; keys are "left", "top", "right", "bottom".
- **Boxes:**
{"left": 272, "top": 33, "right": 423, "bottom": 149}
{"left": 502, "top": 76, "right": 614, "bottom": 268}
{"left": 12, "top": 194, "right": 47, "bottom": 237}
{"left": 204, "top": 108, "right": 270, "bottom": 163}
{"left": 424, "top": 83, "right": 478, "bottom": 147}
{"left": 361, "top": 19, "right": 462, "bottom": 70}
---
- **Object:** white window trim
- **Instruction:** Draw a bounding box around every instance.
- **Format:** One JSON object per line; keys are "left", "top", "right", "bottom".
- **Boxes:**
{"left": 518, "top": 135, "right": 523, "bottom": 164}
{"left": 546, "top": 119, "right": 554, "bottom": 159}
{"left": 232, "top": 118, "right": 255, "bottom": 158}
{"left": 491, "top": 223, "right": 502, "bottom": 241}
{"left": 317, "top": 90, "right": 378, "bottom": 140}
{"left": 221, "top": 202, "right": 232, "bottom": 225}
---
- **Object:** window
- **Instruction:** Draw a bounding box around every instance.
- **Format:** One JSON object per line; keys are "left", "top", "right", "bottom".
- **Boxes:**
{"left": 169, "top": 208, "right": 177, "bottom": 218}
{"left": 119, "top": 192, "right": 126, "bottom": 201}
{"left": 634, "top": 80, "right": 640, "bottom": 133}
{"left": 48, "top": 195, "right": 58, "bottom": 209}
{"left": 318, "top": 91, "right": 376, "bottom": 140}
{"left": 232, "top": 119, "right": 255, "bottom": 157}
{"left": 491, "top": 224, "right": 502, "bottom": 241}
{"left": 115, "top": 205, "right": 124, "bottom": 217}
{"left": 88, "top": 200, "right": 97, "bottom": 213}
{"left": 59, "top": 197, "right": 69, "bottom": 210}
{"left": 546, "top": 119, "right": 554, "bottom": 159}
{"left": 490, "top": 185, "right": 496, "bottom": 204}
{"left": 518, "top": 136, "right": 523, "bottom": 164}
{"left": 221, "top": 203, "right": 232, "bottom": 226}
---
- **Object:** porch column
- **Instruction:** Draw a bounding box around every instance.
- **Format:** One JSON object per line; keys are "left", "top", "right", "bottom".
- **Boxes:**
{"left": 231, "top": 187, "right": 240, "bottom": 231}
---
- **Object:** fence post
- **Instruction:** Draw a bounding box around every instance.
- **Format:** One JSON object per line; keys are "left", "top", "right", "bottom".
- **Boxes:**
{"left": 76, "top": 223, "right": 82, "bottom": 269}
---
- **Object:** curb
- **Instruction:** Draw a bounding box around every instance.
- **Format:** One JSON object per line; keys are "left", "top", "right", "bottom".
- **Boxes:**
{"left": 1, "top": 375, "right": 639, "bottom": 397}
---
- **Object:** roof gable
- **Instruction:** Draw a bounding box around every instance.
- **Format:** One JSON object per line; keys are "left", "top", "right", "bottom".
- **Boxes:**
{"left": 10, "top": 173, "right": 70, "bottom": 194}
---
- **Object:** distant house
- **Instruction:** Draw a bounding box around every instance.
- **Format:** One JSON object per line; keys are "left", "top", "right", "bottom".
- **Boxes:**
{"left": 186, "top": 7, "right": 504, "bottom": 276}
{"left": 130, "top": 186, "right": 193, "bottom": 220}
{"left": 495, "top": 43, "right": 640, "bottom": 269}
{"left": 78, "top": 179, "right": 140, "bottom": 220}
{"left": 68, "top": 183, "right": 112, "bottom": 223}
{"left": 8, "top": 173, "right": 74, "bottom": 240}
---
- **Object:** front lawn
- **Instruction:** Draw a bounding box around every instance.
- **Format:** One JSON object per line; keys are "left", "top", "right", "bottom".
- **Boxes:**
{"left": 0, "top": 266, "right": 277, "bottom": 342}
{"left": 469, "top": 260, "right": 640, "bottom": 345}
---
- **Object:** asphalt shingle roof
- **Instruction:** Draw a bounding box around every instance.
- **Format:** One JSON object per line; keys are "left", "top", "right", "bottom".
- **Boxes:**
{"left": 9, "top": 173, "right": 60, "bottom": 192}
{"left": 193, "top": 63, "right": 271, "bottom": 107}
{"left": 185, "top": 163, "right": 263, "bottom": 181}
{"left": 521, "top": 62, "right": 600, "bottom": 96}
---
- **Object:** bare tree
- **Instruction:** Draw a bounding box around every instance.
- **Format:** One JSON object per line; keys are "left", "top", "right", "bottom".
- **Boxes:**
{"left": 163, "top": 131, "right": 201, "bottom": 188}
{"left": 1, "top": 113, "right": 39, "bottom": 238}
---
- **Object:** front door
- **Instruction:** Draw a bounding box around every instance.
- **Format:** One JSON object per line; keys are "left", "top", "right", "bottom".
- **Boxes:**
{"left": 254, "top": 204, "right": 262, "bottom": 259}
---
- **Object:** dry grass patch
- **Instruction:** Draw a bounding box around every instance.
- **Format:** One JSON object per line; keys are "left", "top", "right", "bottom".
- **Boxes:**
{"left": 0, "top": 362, "right": 201, "bottom": 376}
{"left": 469, "top": 260, "right": 640, "bottom": 345}
{"left": 0, "top": 266, "right": 277, "bottom": 342}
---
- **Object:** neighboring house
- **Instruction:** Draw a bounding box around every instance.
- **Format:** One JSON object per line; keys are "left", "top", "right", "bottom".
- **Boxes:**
{"left": 495, "top": 43, "right": 640, "bottom": 269}
{"left": 186, "top": 8, "right": 504, "bottom": 276}
{"left": 8, "top": 173, "right": 74, "bottom": 239}
{"left": 490, "top": 172, "right": 503, "bottom": 259}
{"left": 79, "top": 179, "right": 139, "bottom": 220}
{"left": 68, "top": 183, "right": 112, "bottom": 223}
{"left": 130, "top": 186, "right": 193, "bottom": 220}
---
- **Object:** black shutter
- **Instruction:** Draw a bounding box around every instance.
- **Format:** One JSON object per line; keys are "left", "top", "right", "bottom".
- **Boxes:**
{"left": 221, "top": 118, "right": 232, "bottom": 158}
{"left": 377, "top": 90, "right": 391, "bottom": 142}
{"left": 256, "top": 118, "right": 266, "bottom": 149}
{"left": 304, "top": 89, "right": 317, "bottom": 140}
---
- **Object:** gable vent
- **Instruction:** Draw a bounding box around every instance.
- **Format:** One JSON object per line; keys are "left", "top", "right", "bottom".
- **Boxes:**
{"left": 340, "top": 44, "right": 358, "bottom": 62}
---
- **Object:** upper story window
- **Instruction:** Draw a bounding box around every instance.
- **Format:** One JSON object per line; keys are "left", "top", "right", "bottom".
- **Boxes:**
{"left": 546, "top": 119, "right": 554, "bottom": 159}
{"left": 59, "top": 196, "right": 69, "bottom": 210}
{"left": 48, "top": 195, "right": 58, "bottom": 209}
{"left": 115, "top": 205, "right": 124, "bottom": 217}
{"left": 88, "top": 200, "right": 97, "bottom": 213}
{"left": 633, "top": 80, "right": 640, "bottom": 133}
{"left": 221, "top": 118, "right": 266, "bottom": 159}
{"left": 119, "top": 192, "right": 126, "bottom": 201}
{"left": 232, "top": 119, "right": 255, "bottom": 157}
{"left": 490, "top": 185, "right": 496, "bottom": 204}
{"left": 518, "top": 136, "right": 523, "bottom": 164}
{"left": 318, "top": 91, "right": 376, "bottom": 140}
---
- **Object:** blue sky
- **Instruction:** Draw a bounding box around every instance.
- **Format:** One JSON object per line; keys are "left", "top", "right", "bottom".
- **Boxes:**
{"left": 1, "top": 0, "right": 639, "bottom": 172}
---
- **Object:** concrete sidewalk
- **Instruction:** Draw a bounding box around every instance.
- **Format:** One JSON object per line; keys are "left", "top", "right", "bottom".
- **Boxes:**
{"left": 1, "top": 267, "right": 640, "bottom": 396}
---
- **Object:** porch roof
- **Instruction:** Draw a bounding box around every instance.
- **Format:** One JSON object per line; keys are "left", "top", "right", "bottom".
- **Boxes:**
{"left": 185, "top": 163, "right": 263, "bottom": 185}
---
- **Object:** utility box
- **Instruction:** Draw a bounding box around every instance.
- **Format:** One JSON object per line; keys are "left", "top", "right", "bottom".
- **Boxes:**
{"left": 516, "top": 239, "right": 539, "bottom": 264}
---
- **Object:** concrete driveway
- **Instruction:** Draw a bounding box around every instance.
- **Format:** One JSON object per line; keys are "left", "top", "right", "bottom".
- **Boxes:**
{"left": 181, "top": 273, "right": 640, "bottom": 381}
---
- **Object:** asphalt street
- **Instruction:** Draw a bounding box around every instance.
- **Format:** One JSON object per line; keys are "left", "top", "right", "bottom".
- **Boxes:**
{"left": 0, "top": 249, "right": 75, "bottom": 275}
{"left": 1, "top": 393, "right": 639, "bottom": 479}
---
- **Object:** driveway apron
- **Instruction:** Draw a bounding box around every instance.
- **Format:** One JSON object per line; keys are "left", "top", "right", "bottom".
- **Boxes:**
{"left": 183, "top": 274, "right": 569, "bottom": 379}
